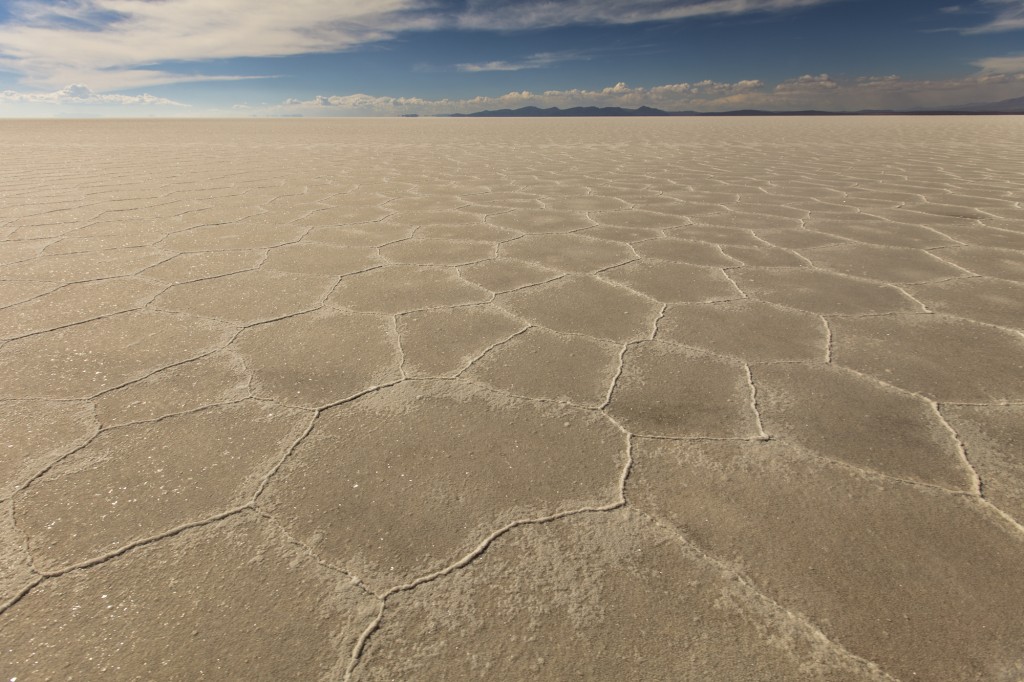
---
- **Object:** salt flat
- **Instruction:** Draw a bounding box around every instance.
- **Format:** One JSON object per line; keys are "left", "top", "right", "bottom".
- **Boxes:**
{"left": 1, "top": 117, "right": 1023, "bottom": 680}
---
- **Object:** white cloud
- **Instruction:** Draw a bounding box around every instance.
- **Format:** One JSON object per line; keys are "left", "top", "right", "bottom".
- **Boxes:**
{"left": 7, "top": 69, "right": 1020, "bottom": 117}
{"left": 1, "top": 0, "right": 1018, "bottom": 113}
{"left": 0, "top": 0, "right": 838, "bottom": 91}
{"left": 774, "top": 73, "right": 839, "bottom": 92}
{"left": 266, "top": 69, "right": 1024, "bottom": 117}
{"left": 456, "top": 51, "right": 584, "bottom": 72}
{"left": 0, "top": 83, "right": 186, "bottom": 106}
{"left": 974, "top": 54, "right": 1024, "bottom": 73}
{"left": 273, "top": 79, "right": 776, "bottom": 115}
{"left": 766, "top": 72, "right": 1024, "bottom": 109}
{"left": 300, "top": 93, "right": 439, "bottom": 111}
{"left": 962, "top": 0, "right": 1024, "bottom": 33}
{"left": 0, "top": 0, "right": 438, "bottom": 90}
{"left": 457, "top": 0, "right": 837, "bottom": 30}
{"left": 457, "top": 61, "right": 531, "bottom": 72}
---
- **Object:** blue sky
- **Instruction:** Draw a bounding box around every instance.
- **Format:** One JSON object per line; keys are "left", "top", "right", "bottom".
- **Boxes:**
{"left": 1, "top": 0, "right": 1023, "bottom": 116}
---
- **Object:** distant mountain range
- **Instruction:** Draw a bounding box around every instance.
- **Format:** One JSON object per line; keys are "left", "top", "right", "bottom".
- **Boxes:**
{"left": 446, "top": 96, "right": 1024, "bottom": 117}
{"left": 948, "top": 94, "right": 1024, "bottom": 113}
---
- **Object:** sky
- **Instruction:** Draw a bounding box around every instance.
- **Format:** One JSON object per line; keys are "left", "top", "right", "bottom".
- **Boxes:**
{"left": 0, "top": 0, "right": 1023, "bottom": 116}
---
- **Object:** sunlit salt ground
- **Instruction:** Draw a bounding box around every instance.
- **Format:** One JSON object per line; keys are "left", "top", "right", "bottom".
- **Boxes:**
{"left": 1, "top": 117, "right": 1023, "bottom": 680}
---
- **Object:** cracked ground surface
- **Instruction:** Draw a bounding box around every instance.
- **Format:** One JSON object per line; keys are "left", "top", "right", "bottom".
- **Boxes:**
{"left": 1, "top": 117, "right": 1023, "bottom": 681}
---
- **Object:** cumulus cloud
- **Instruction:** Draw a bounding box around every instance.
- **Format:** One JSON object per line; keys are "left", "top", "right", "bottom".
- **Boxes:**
{"left": 275, "top": 79, "right": 776, "bottom": 115}
{"left": 861, "top": 72, "right": 1024, "bottom": 91}
{"left": 974, "top": 54, "right": 1024, "bottom": 73}
{"left": 2, "top": 0, "right": 1018, "bottom": 112}
{"left": 773, "top": 73, "right": 839, "bottom": 92}
{"left": 768, "top": 71, "right": 1024, "bottom": 109}
{"left": 269, "top": 69, "right": 1024, "bottom": 117}
{"left": 293, "top": 93, "right": 440, "bottom": 111}
{"left": 0, "top": 83, "right": 186, "bottom": 106}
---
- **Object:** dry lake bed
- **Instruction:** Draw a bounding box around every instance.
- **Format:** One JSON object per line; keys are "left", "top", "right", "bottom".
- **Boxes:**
{"left": 1, "top": 117, "right": 1023, "bottom": 680}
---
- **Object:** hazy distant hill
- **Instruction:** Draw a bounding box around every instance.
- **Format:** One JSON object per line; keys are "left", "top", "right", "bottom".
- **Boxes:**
{"left": 446, "top": 100, "right": 1024, "bottom": 117}
{"left": 449, "top": 105, "right": 676, "bottom": 117}
{"left": 948, "top": 95, "right": 1024, "bottom": 113}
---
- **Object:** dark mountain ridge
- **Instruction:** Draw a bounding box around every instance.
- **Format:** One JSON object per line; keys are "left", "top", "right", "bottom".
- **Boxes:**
{"left": 446, "top": 96, "right": 1024, "bottom": 117}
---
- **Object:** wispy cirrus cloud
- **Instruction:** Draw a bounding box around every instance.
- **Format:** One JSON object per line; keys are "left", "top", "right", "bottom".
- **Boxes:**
{"left": 960, "top": 0, "right": 1024, "bottom": 32}
{"left": 456, "top": 0, "right": 839, "bottom": 30}
{"left": 0, "top": 0, "right": 439, "bottom": 90}
{"left": 456, "top": 51, "right": 587, "bottom": 72}
{"left": 2, "top": 0, "right": 1018, "bottom": 112}
{"left": 0, "top": 0, "right": 839, "bottom": 93}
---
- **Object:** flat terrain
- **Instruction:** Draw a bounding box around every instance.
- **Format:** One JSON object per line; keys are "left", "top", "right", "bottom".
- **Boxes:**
{"left": 1, "top": 117, "right": 1023, "bottom": 680}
